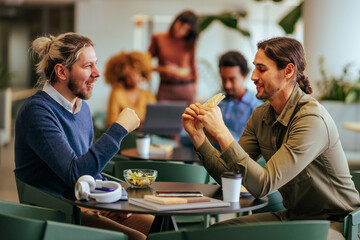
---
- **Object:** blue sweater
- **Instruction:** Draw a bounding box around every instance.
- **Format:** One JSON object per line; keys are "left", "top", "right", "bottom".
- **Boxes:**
{"left": 14, "top": 91, "right": 127, "bottom": 195}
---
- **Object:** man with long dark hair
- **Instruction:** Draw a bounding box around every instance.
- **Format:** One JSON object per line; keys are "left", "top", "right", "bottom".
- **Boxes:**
{"left": 182, "top": 37, "right": 360, "bottom": 239}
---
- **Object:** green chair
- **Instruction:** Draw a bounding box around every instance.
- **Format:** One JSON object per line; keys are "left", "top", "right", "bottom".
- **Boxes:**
{"left": 120, "top": 132, "right": 138, "bottom": 152}
{"left": 343, "top": 171, "right": 360, "bottom": 240}
{"left": 92, "top": 111, "right": 107, "bottom": 141}
{"left": 15, "top": 177, "right": 81, "bottom": 224}
{"left": 0, "top": 212, "right": 46, "bottom": 240}
{"left": 252, "top": 190, "right": 285, "bottom": 214}
{"left": 148, "top": 220, "right": 330, "bottom": 240}
{"left": 113, "top": 160, "right": 208, "bottom": 184}
{"left": 0, "top": 200, "right": 66, "bottom": 222}
{"left": 43, "top": 221, "right": 128, "bottom": 240}
{"left": 0, "top": 211, "right": 128, "bottom": 240}
{"left": 102, "top": 154, "right": 131, "bottom": 176}
{"left": 113, "top": 160, "right": 210, "bottom": 230}
{"left": 148, "top": 230, "right": 184, "bottom": 240}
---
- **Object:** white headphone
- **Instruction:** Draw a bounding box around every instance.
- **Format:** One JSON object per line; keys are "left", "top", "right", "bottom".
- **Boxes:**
{"left": 75, "top": 175, "right": 123, "bottom": 203}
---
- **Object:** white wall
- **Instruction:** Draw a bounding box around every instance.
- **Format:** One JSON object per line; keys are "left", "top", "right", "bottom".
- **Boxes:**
{"left": 304, "top": 0, "right": 360, "bottom": 96}
{"left": 75, "top": 0, "right": 301, "bottom": 114}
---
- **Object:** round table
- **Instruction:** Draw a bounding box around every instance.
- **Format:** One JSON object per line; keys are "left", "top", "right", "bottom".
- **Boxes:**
{"left": 63, "top": 182, "right": 268, "bottom": 232}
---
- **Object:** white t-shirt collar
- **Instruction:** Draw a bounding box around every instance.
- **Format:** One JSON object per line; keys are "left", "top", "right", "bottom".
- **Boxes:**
{"left": 43, "top": 81, "right": 82, "bottom": 114}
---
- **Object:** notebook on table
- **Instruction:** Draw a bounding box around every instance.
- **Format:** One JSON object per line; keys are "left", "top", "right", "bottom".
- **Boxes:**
{"left": 129, "top": 196, "right": 230, "bottom": 211}
{"left": 142, "top": 102, "right": 187, "bottom": 137}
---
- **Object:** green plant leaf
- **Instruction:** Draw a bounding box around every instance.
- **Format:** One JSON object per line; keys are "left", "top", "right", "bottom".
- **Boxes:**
{"left": 278, "top": 2, "right": 303, "bottom": 34}
{"left": 199, "top": 11, "right": 250, "bottom": 37}
{"left": 345, "top": 90, "right": 357, "bottom": 104}
{"left": 198, "top": 16, "right": 215, "bottom": 32}
{"left": 217, "top": 16, "right": 238, "bottom": 29}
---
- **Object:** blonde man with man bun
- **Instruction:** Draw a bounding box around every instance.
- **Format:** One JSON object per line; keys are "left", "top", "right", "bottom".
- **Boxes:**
{"left": 15, "top": 32, "right": 153, "bottom": 240}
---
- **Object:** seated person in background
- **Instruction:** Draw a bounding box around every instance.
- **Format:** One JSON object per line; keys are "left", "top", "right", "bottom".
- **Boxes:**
{"left": 217, "top": 51, "right": 263, "bottom": 142}
{"left": 180, "top": 50, "right": 262, "bottom": 147}
{"left": 105, "top": 51, "right": 156, "bottom": 128}
{"left": 182, "top": 37, "right": 360, "bottom": 239}
{"left": 14, "top": 33, "right": 153, "bottom": 240}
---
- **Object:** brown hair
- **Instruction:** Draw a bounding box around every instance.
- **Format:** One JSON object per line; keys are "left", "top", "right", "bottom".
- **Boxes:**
{"left": 32, "top": 32, "right": 94, "bottom": 86}
{"left": 104, "top": 51, "right": 152, "bottom": 87}
{"left": 169, "top": 10, "right": 199, "bottom": 43}
{"left": 257, "top": 37, "right": 312, "bottom": 94}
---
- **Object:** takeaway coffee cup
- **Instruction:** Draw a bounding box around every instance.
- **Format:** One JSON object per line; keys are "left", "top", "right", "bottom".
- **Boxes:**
{"left": 136, "top": 134, "right": 150, "bottom": 157}
{"left": 221, "top": 171, "right": 242, "bottom": 202}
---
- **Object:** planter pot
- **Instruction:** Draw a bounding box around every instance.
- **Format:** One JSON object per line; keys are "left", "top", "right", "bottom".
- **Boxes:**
{"left": 321, "top": 100, "right": 360, "bottom": 170}
{"left": 321, "top": 100, "right": 360, "bottom": 152}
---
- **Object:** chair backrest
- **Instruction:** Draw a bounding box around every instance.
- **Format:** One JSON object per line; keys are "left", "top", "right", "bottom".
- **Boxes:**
{"left": 113, "top": 160, "right": 208, "bottom": 184}
{"left": 43, "top": 221, "right": 128, "bottom": 240}
{"left": 15, "top": 177, "right": 81, "bottom": 224}
{"left": 148, "top": 220, "right": 330, "bottom": 240}
{"left": 102, "top": 155, "right": 132, "bottom": 176}
{"left": 0, "top": 200, "right": 66, "bottom": 222}
{"left": 0, "top": 212, "right": 46, "bottom": 240}
{"left": 351, "top": 171, "right": 360, "bottom": 192}
{"left": 92, "top": 111, "right": 107, "bottom": 141}
{"left": 0, "top": 211, "right": 128, "bottom": 240}
{"left": 120, "top": 132, "right": 138, "bottom": 151}
{"left": 343, "top": 171, "right": 360, "bottom": 240}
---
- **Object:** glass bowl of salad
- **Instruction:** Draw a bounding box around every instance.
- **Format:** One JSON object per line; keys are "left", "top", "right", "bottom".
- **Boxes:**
{"left": 123, "top": 169, "right": 158, "bottom": 188}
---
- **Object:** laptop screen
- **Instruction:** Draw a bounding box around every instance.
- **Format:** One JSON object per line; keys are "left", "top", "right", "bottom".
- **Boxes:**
{"left": 142, "top": 102, "right": 187, "bottom": 136}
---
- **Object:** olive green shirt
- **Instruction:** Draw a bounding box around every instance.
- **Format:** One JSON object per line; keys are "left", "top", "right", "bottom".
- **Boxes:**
{"left": 196, "top": 85, "right": 360, "bottom": 220}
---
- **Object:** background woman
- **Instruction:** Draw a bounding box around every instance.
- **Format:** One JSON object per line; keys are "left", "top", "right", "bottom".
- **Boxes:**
{"left": 105, "top": 51, "right": 156, "bottom": 128}
{"left": 148, "top": 10, "right": 199, "bottom": 104}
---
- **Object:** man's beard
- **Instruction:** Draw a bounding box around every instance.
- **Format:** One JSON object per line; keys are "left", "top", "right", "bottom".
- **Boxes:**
{"left": 225, "top": 93, "right": 235, "bottom": 99}
{"left": 68, "top": 74, "right": 92, "bottom": 100}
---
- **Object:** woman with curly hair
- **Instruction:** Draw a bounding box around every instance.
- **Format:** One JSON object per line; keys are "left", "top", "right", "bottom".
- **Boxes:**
{"left": 105, "top": 51, "right": 156, "bottom": 128}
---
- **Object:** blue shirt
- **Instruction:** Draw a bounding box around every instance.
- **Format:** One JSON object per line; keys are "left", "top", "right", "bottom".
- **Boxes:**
{"left": 218, "top": 90, "right": 263, "bottom": 141}
{"left": 14, "top": 90, "right": 127, "bottom": 195}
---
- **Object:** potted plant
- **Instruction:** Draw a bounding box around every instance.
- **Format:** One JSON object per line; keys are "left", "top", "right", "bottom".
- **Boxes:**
{"left": 316, "top": 57, "right": 359, "bottom": 103}
{"left": 316, "top": 57, "right": 360, "bottom": 154}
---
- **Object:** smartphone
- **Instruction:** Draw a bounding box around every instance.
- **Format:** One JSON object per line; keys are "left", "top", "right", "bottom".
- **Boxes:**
{"left": 95, "top": 187, "right": 114, "bottom": 192}
{"left": 155, "top": 191, "right": 203, "bottom": 197}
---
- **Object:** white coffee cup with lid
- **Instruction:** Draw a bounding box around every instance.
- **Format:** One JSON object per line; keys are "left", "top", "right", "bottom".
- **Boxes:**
{"left": 221, "top": 171, "right": 242, "bottom": 202}
{"left": 136, "top": 134, "right": 150, "bottom": 157}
